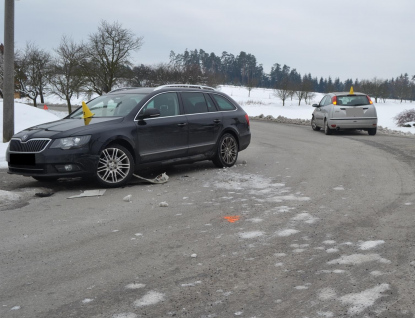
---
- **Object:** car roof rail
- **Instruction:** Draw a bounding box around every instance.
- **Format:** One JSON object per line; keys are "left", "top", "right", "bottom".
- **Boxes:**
{"left": 107, "top": 87, "right": 138, "bottom": 93}
{"left": 153, "top": 84, "right": 216, "bottom": 91}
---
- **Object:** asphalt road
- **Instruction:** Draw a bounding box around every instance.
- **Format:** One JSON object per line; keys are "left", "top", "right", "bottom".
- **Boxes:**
{"left": 1, "top": 121, "right": 415, "bottom": 318}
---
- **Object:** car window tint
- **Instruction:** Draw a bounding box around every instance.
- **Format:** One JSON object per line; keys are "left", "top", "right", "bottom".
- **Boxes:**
{"left": 140, "top": 92, "right": 180, "bottom": 117}
{"left": 337, "top": 95, "right": 369, "bottom": 106}
{"left": 181, "top": 92, "right": 209, "bottom": 114}
{"left": 70, "top": 94, "right": 146, "bottom": 118}
{"left": 211, "top": 95, "right": 236, "bottom": 111}
{"left": 205, "top": 94, "right": 218, "bottom": 112}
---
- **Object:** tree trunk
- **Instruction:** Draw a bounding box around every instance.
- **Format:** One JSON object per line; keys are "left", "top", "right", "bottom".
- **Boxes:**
{"left": 66, "top": 97, "right": 72, "bottom": 114}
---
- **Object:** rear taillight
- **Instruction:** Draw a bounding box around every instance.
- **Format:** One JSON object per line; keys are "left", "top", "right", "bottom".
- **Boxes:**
{"left": 331, "top": 96, "right": 337, "bottom": 105}
{"left": 367, "top": 95, "right": 373, "bottom": 104}
{"left": 245, "top": 114, "right": 250, "bottom": 127}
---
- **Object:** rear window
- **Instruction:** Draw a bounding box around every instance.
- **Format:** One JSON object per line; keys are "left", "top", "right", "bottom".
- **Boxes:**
{"left": 337, "top": 95, "right": 370, "bottom": 106}
{"left": 211, "top": 94, "right": 236, "bottom": 111}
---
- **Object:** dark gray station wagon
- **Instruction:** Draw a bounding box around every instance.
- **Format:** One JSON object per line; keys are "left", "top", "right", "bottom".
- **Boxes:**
{"left": 7, "top": 85, "right": 251, "bottom": 187}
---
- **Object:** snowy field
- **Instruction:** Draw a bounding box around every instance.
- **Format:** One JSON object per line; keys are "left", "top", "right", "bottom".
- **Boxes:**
{"left": 1, "top": 85, "right": 415, "bottom": 168}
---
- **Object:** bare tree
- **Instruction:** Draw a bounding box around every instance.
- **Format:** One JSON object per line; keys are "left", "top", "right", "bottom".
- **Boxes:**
{"left": 274, "top": 79, "right": 291, "bottom": 106}
{"left": 49, "top": 36, "right": 86, "bottom": 114}
{"left": 81, "top": 20, "right": 144, "bottom": 95}
{"left": 16, "top": 43, "right": 51, "bottom": 106}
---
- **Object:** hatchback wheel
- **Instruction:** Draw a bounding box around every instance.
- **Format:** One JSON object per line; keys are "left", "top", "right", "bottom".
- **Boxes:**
{"left": 324, "top": 120, "right": 332, "bottom": 135}
{"left": 96, "top": 145, "right": 134, "bottom": 187}
{"left": 368, "top": 128, "right": 377, "bottom": 136}
{"left": 213, "top": 133, "right": 238, "bottom": 168}
{"left": 311, "top": 117, "right": 320, "bottom": 131}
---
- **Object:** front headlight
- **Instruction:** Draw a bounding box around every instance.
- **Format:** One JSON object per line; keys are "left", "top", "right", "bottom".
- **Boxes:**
{"left": 50, "top": 135, "right": 91, "bottom": 150}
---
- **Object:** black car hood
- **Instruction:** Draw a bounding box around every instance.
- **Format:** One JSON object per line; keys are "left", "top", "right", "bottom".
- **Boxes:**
{"left": 13, "top": 117, "right": 124, "bottom": 139}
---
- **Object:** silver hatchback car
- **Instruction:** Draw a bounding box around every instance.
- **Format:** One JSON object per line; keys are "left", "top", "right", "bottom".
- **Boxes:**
{"left": 311, "top": 90, "right": 378, "bottom": 135}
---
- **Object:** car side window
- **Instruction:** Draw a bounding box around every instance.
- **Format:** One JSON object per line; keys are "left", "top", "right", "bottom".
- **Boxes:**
{"left": 205, "top": 94, "right": 218, "bottom": 112}
{"left": 139, "top": 92, "right": 180, "bottom": 117}
{"left": 211, "top": 94, "right": 236, "bottom": 111}
{"left": 181, "top": 92, "right": 209, "bottom": 114}
{"left": 319, "top": 96, "right": 327, "bottom": 106}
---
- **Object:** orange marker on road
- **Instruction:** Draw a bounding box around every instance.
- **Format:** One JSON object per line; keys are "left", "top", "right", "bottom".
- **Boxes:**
{"left": 224, "top": 216, "right": 240, "bottom": 223}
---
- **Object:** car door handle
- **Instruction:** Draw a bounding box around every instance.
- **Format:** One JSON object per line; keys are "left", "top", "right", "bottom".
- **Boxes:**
{"left": 177, "top": 123, "right": 187, "bottom": 127}
{"left": 213, "top": 119, "right": 221, "bottom": 123}
{"left": 340, "top": 108, "right": 346, "bottom": 110}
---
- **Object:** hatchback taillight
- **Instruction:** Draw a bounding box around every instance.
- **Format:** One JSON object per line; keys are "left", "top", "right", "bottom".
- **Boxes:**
{"left": 245, "top": 114, "right": 250, "bottom": 127}
{"left": 331, "top": 96, "right": 337, "bottom": 105}
{"left": 366, "top": 95, "right": 373, "bottom": 104}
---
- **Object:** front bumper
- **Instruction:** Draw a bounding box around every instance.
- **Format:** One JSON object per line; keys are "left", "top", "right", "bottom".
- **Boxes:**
{"left": 7, "top": 147, "right": 99, "bottom": 179}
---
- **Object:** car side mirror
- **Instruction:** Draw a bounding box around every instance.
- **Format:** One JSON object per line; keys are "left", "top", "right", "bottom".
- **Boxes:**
{"left": 312, "top": 104, "right": 320, "bottom": 107}
{"left": 137, "top": 108, "right": 161, "bottom": 120}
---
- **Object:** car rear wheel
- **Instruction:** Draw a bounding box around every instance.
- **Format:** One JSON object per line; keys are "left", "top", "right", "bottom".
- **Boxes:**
{"left": 368, "top": 128, "right": 377, "bottom": 136}
{"left": 324, "top": 120, "right": 332, "bottom": 135}
{"left": 96, "top": 144, "right": 134, "bottom": 188}
{"left": 212, "top": 133, "right": 238, "bottom": 168}
{"left": 311, "top": 117, "right": 321, "bottom": 131}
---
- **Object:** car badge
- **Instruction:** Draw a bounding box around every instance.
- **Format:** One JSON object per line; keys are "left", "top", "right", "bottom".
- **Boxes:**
{"left": 21, "top": 134, "right": 29, "bottom": 142}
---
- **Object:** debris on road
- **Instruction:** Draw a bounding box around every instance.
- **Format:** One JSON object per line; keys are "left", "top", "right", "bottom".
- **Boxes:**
{"left": 133, "top": 173, "right": 169, "bottom": 184}
{"left": 123, "top": 194, "right": 132, "bottom": 202}
{"left": 159, "top": 202, "right": 169, "bottom": 207}
{"left": 67, "top": 190, "right": 106, "bottom": 199}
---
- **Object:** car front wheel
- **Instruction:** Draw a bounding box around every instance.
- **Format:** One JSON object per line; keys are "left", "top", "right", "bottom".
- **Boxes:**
{"left": 96, "top": 144, "right": 134, "bottom": 187}
{"left": 213, "top": 133, "right": 239, "bottom": 168}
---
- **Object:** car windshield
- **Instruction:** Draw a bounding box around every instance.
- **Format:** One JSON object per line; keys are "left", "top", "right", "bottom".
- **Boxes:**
{"left": 337, "top": 95, "right": 370, "bottom": 106}
{"left": 69, "top": 94, "right": 147, "bottom": 118}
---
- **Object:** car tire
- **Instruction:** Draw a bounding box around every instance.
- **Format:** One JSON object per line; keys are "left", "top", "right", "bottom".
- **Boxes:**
{"left": 311, "top": 117, "right": 321, "bottom": 131}
{"left": 96, "top": 144, "right": 134, "bottom": 188}
{"left": 324, "top": 120, "right": 332, "bottom": 135}
{"left": 32, "top": 176, "right": 59, "bottom": 182}
{"left": 212, "top": 133, "right": 239, "bottom": 168}
{"left": 368, "top": 128, "right": 377, "bottom": 136}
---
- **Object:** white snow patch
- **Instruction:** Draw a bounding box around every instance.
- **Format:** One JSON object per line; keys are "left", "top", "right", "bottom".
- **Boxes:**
{"left": 295, "top": 285, "right": 308, "bottom": 290}
{"left": 317, "top": 311, "right": 334, "bottom": 317}
{"left": 275, "top": 262, "right": 284, "bottom": 267}
{"left": 327, "top": 254, "right": 391, "bottom": 265}
{"left": 326, "top": 248, "right": 339, "bottom": 253}
{"left": 239, "top": 231, "right": 264, "bottom": 239}
{"left": 318, "top": 287, "right": 337, "bottom": 300}
{"left": 358, "top": 240, "right": 385, "bottom": 250}
{"left": 293, "top": 248, "right": 305, "bottom": 253}
{"left": 0, "top": 190, "right": 21, "bottom": 201}
{"left": 339, "top": 284, "right": 390, "bottom": 315}
{"left": 134, "top": 233, "right": 143, "bottom": 237}
{"left": 274, "top": 253, "right": 286, "bottom": 257}
{"left": 370, "top": 271, "right": 383, "bottom": 276}
{"left": 323, "top": 240, "right": 336, "bottom": 245}
{"left": 291, "top": 212, "right": 318, "bottom": 224}
{"left": 10, "top": 306, "right": 21, "bottom": 310}
{"left": 234, "top": 311, "right": 243, "bottom": 316}
{"left": 277, "top": 229, "right": 300, "bottom": 237}
{"left": 125, "top": 283, "right": 146, "bottom": 289}
{"left": 82, "top": 298, "right": 94, "bottom": 304}
{"left": 112, "top": 313, "right": 138, "bottom": 318}
{"left": 333, "top": 186, "right": 345, "bottom": 190}
{"left": 134, "top": 291, "right": 165, "bottom": 307}
{"left": 246, "top": 218, "right": 264, "bottom": 223}
{"left": 181, "top": 280, "right": 202, "bottom": 287}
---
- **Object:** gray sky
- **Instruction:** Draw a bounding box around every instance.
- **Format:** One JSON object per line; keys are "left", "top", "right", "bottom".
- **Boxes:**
{"left": 1, "top": 0, "right": 414, "bottom": 81}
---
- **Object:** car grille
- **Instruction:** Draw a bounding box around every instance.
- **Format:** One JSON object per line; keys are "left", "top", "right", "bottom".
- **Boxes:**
{"left": 9, "top": 138, "right": 51, "bottom": 153}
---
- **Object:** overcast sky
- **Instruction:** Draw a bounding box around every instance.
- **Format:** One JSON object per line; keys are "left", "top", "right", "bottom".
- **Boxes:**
{"left": 1, "top": 0, "right": 414, "bottom": 81}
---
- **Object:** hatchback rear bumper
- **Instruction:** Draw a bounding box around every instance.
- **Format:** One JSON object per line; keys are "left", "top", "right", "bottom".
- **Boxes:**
{"left": 328, "top": 118, "right": 377, "bottom": 129}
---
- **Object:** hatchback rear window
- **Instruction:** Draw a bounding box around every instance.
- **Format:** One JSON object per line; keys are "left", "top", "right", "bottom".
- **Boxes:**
{"left": 337, "top": 95, "right": 370, "bottom": 106}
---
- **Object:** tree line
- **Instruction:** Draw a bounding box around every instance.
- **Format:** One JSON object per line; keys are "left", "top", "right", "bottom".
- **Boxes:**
{"left": 1, "top": 20, "right": 414, "bottom": 112}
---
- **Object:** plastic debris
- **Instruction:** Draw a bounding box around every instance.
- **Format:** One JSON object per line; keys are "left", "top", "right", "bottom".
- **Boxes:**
{"left": 159, "top": 201, "right": 169, "bottom": 207}
{"left": 133, "top": 172, "right": 169, "bottom": 184}
{"left": 123, "top": 194, "right": 132, "bottom": 202}
{"left": 67, "top": 189, "right": 106, "bottom": 199}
